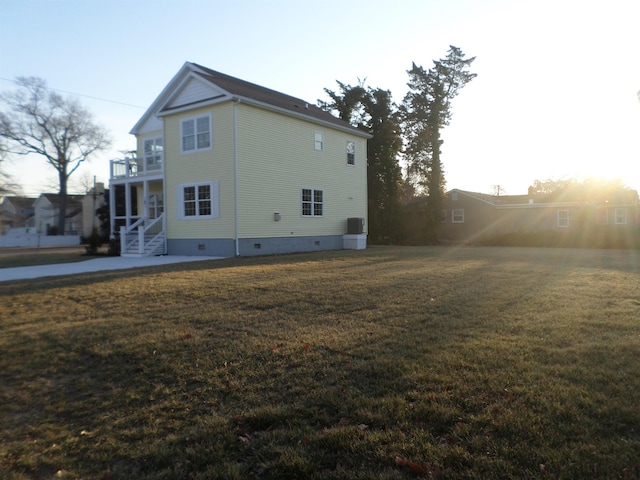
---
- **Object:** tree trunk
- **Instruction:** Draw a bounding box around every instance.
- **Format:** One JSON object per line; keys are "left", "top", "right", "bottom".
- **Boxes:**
{"left": 57, "top": 169, "right": 67, "bottom": 235}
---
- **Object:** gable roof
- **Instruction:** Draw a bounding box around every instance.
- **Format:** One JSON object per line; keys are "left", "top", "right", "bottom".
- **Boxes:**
{"left": 447, "top": 188, "right": 639, "bottom": 208}
{"left": 1, "top": 196, "right": 36, "bottom": 210}
{"left": 36, "top": 194, "right": 84, "bottom": 217}
{"left": 131, "top": 62, "right": 370, "bottom": 138}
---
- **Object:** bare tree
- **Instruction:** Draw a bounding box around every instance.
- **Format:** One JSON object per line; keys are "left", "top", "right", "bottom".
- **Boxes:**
{"left": 0, "top": 77, "right": 111, "bottom": 234}
{"left": 491, "top": 185, "right": 506, "bottom": 196}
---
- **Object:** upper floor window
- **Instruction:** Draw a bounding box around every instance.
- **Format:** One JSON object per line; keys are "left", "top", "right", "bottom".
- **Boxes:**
{"left": 177, "top": 181, "right": 219, "bottom": 219}
{"left": 143, "top": 137, "right": 163, "bottom": 170}
{"left": 314, "top": 132, "right": 324, "bottom": 151}
{"left": 182, "top": 115, "right": 211, "bottom": 153}
{"left": 615, "top": 207, "right": 628, "bottom": 224}
{"left": 557, "top": 210, "right": 569, "bottom": 228}
{"left": 346, "top": 140, "right": 355, "bottom": 165}
{"left": 302, "top": 188, "right": 323, "bottom": 217}
{"left": 452, "top": 209, "right": 464, "bottom": 223}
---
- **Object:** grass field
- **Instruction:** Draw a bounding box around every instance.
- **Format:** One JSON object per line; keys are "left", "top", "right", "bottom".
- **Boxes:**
{"left": 0, "top": 248, "right": 90, "bottom": 269}
{"left": 1, "top": 246, "right": 639, "bottom": 479}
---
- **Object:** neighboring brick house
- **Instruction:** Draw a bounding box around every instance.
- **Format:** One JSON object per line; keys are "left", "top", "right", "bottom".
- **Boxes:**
{"left": 440, "top": 188, "right": 639, "bottom": 246}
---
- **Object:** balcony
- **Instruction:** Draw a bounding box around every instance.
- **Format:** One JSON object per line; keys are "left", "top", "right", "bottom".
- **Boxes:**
{"left": 110, "top": 155, "right": 163, "bottom": 180}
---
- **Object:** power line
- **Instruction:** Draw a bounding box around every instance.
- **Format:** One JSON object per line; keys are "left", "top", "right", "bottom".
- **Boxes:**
{"left": 0, "top": 77, "right": 146, "bottom": 109}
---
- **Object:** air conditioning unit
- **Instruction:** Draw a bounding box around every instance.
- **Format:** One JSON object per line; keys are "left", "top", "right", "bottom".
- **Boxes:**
{"left": 347, "top": 217, "right": 364, "bottom": 234}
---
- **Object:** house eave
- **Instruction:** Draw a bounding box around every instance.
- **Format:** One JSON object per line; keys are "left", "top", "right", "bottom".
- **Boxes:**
{"left": 231, "top": 95, "right": 371, "bottom": 138}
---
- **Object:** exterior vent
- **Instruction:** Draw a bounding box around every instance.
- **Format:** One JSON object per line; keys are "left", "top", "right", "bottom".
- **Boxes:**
{"left": 347, "top": 217, "right": 364, "bottom": 234}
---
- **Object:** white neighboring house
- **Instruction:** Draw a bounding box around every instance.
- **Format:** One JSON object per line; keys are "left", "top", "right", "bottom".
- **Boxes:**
{"left": 0, "top": 186, "right": 107, "bottom": 247}
{"left": 0, "top": 196, "right": 36, "bottom": 235}
{"left": 109, "top": 62, "right": 370, "bottom": 257}
{"left": 33, "top": 194, "right": 84, "bottom": 236}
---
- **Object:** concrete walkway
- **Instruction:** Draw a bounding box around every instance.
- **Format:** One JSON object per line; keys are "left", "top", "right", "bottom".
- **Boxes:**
{"left": 0, "top": 256, "right": 221, "bottom": 282}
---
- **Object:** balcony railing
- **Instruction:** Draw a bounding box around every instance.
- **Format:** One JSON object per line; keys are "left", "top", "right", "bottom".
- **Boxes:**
{"left": 110, "top": 156, "right": 163, "bottom": 179}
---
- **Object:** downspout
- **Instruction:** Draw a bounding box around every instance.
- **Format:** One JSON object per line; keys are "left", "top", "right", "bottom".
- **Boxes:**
{"left": 233, "top": 99, "right": 240, "bottom": 256}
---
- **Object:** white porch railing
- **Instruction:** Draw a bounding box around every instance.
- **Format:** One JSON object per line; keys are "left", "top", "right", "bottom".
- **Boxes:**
{"left": 120, "top": 213, "right": 166, "bottom": 256}
{"left": 110, "top": 156, "right": 163, "bottom": 179}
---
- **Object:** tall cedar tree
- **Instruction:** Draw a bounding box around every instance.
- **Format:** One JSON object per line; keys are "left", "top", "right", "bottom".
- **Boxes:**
{"left": 0, "top": 77, "right": 111, "bottom": 234}
{"left": 402, "top": 46, "right": 476, "bottom": 241}
{"left": 320, "top": 82, "right": 403, "bottom": 243}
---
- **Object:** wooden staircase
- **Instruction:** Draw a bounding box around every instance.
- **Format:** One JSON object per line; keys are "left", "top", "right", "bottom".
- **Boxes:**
{"left": 120, "top": 214, "right": 166, "bottom": 257}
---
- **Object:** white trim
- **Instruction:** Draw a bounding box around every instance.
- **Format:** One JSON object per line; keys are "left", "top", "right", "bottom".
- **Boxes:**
{"left": 557, "top": 209, "right": 569, "bottom": 228}
{"left": 180, "top": 114, "right": 212, "bottom": 154}
{"left": 177, "top": 181, "right": 219, "bottom": 219}
{"left": 346, "top": 140, "right": 356, "bottom": 166}
{"left": 314, "top": 132, "right": 324, "bottom": 151}
{"left": 301, "top": 188, "right": 324, "bottom": 217}
{"left": 451, "top": 209, "right": 464, "bottom": 223}
{"left": 614, "top": 207, "right": 628, "bottom": 225}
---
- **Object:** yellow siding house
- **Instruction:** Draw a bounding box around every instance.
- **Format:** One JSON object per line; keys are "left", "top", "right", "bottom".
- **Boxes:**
{"left": 109, "top": 63, "right": 369, "bottom": 257}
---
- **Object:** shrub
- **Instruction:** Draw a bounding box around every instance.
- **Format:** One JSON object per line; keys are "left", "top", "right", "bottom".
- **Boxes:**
{"left": 83, "top": 227, "right": 103, "bottom": 255}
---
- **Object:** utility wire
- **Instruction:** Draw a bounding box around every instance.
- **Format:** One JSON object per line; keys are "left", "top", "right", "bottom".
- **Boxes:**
{"left": 0, "top": 77, "right": 146, "bottom": 109}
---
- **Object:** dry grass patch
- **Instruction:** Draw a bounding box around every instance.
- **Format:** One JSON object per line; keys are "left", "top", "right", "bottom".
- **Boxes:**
{"left": 0, "top": 249, "right": 89, "bottom": 268}
{"left": 1, "top": 246, "right": 639, "bottom": 479}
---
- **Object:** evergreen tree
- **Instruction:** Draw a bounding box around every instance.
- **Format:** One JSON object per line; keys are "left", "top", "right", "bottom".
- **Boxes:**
{"left": 402, "top": 46, "right": 476, "bottom": 241}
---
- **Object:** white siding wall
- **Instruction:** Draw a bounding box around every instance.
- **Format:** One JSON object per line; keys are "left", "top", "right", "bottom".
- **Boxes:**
{"left": 166, "top": 77, "right": 225, "bottom": 109}
{"left": 235, "top": 103, "right": 367, "bottom": 238}
{"left": 163, "top": 103, "right": 236, "bottom": 239}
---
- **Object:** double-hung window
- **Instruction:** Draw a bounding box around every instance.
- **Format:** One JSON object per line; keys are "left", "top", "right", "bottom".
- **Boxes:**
{"left": 557, "top": 210, "right": 569, "bottom": 228}
{"left": 346, "top": 140, "right": 355, "bottom": 165}
{"left": 452, "top": 209, "right": 464, "bottom": 223}
{"left": 314, "top": 132, "right": 324, "bottom": 151}
{"left": 178, "top": 182, "right": 219, "bottom": 219}
{"left": 182, "top": 115, "right": 211, "bottom": 152}
{"left": 143, "top": 137, "right": 163, "bottom": 171}
{"left": 615, "top": 207, "right": 628, "bottom": 224}
{"left": 302, "top": 188, "right": 323, "bottom": 217}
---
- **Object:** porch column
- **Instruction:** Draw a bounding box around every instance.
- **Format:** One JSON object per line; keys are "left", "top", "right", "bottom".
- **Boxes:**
{"left": 125, "top": 184, "right": 132, "bottom": 228}
{"left": 143, "top": 181, "right": 149, "bottom": 222}
{"left": 109, "top": 185, "right": 115, "bottom": 237}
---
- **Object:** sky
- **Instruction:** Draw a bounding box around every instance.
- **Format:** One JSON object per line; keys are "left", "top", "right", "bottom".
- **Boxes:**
{"left": 1, "top": 0, "right": 639, "bottom": 197}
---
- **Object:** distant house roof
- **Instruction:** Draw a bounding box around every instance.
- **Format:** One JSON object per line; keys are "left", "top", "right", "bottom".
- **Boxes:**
{"left": 2, "top": 196, "right": 37, "bottom": 211}
{"left": 131, "top": 62, "right": 370, "bottom": 138}
{"left": 38, "top": 194, "right": 84, "bottom": 218}
{"left": 448, "top": 188, "right": 639, "bottom": 207}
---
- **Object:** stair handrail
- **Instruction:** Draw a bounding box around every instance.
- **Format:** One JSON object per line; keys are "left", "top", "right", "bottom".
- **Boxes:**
{"left": 120, "top": 213, "right": 166, "bottom": 255}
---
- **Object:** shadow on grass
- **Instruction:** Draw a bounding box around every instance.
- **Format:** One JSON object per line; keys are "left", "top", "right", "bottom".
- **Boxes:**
{"left": 2, "top": 245, "right": 640, "bottom": 478}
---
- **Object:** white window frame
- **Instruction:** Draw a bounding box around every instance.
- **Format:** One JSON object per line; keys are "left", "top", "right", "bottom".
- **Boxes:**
{"left": 557, "top": 210, "right": 569, "bottom": 228}
{"left": 346, "top": 140, "right": 355, "bottom": 165}
{"left": 143, "top": 137, "right": 163, "bottom": 171}
{"left": 177, "top": 181, "right": 219, "bottom": 219}
{"left": 181, "top": 114, "right": 212, "bottom": 153}
{"left": 614, "top": 207, "right": 628, "bottom": 225}
{"left": 302, "top": 188, "right": 324, "bottom": 217}
{"left": 451, "top": 209, "right": 464, "bottom": 223}
{"left": 148, "top": 193, "right": 164, "bottom": 219}
{"left": 314, "top": 132, "right": 324, "bottom": 151}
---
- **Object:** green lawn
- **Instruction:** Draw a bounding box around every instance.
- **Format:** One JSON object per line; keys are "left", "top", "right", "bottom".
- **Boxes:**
{"left": 1, "top": 246, "right": 639, "bottom": 479}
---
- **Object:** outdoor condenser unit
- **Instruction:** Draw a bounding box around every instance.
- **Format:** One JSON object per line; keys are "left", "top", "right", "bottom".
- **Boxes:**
{"left": 347, "top": 217, "right": 365, "bottom": 234}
